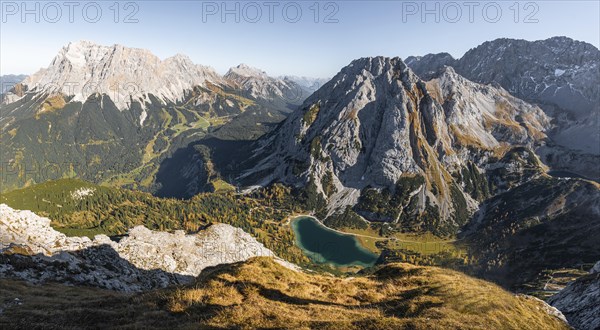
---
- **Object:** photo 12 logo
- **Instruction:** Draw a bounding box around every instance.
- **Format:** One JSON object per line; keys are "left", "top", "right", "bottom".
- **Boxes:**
{"left": 401, "top": 1, "right": 540, "bottom": 23}
{"left": 1, "top": 1, "right": 141, "bottom": 23}
{"left": 201, "top": 1, "right": 340, "bottom": 23}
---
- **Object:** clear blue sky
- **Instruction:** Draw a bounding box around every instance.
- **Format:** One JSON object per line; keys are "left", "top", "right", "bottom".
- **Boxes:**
{"left": 1, "top": 0, "right": 599, "bottom": 77}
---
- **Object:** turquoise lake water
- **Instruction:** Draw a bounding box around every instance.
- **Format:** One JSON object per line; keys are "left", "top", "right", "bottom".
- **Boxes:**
{"left": 291, "top": 216, "right": 379, "bottom": 267}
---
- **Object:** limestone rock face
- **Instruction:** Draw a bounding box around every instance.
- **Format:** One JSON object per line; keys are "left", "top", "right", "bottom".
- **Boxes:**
{"left": 406, "top": 37, "right": 600, "bottom": 179}
{"left": 12, "top": 41, "right": 223, "bottom": 110}
{"left": 0, "top": 204, "right": 280, "bottom": 292}
{"left": 517, "top": 295, "right": 568, "bottom": 325}
{"left": 549, "top": 262, "right": 600, "bottom": 330}
{"left": 106, "top": 224, "right": 275, "bottom": 276}
{"left": 0, "top": 204, "right": 93, "bottom": 254}
{"left": 240, "top": 57, "right": 549, "bottom": 234}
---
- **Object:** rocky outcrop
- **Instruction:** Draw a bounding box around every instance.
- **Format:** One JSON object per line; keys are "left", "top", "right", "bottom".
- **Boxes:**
{"left": 517, "top": 295, "right": 568, "bottom": 325}
{"left": 0, "top": 204, "right": 281, "bottom": 292}
{"left": 0, "top": 204, "right": 93, "bottom": 254}
{"left": 0, "top": 74, "right": 27, "bottom": 94}
{"left": 549, "top": 262, "right": 600, "bottom": 330}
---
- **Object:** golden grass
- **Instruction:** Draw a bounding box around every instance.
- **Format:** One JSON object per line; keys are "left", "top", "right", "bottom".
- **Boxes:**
{"left": 204, "top": 82, "right": 256, "bottom": 107}
{"left": 0, "top": 258, "right": 568, "bottom": 329}
{"left": 167, "top": 258, "right": 570, "bottom": 329}
{"left": 425, "top": 80, "right": 444, "bottom": 104}
{"left": 36, "top": 94, "right": 66, "bottom": 118}
{"left": 209, "top": 178, "right": 236, "bottom": 193}
{"left": 450, "top": 124, "right": 490, "bottom": 150}
{"left": 7, "top": 128, "right": 18, "bottom": 138}
{"left": 303, "top": 104, "right": 320, "bottom": 126}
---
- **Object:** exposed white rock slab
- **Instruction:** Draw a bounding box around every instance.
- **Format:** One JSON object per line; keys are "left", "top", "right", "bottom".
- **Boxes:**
{"left": 0, "top": 204, "right": 93, "bottom": 254}
{"left": 0, "top": 204, "right": 293, "bottom": 292}
{"left": 549, "top": 263, "right": 600, "bottom": 330}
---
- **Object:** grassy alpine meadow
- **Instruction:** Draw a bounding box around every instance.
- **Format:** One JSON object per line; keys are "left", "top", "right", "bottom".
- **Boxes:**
{"left": 0, "top": 258, "right": 569, "bottom": 330}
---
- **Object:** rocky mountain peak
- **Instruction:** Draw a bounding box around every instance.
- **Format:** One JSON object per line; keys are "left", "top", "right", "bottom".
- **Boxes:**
{"left": 241, "top": 56, "right": 550, "bottom": 235}
{"left": 404, "top": 53, "right": 456, "bottom": 80}
{"left": 405, "top": 36, "right": 600, "bottom": 180}
{"left": 225, "top": 63, "right": 269, "bottom": 79}
{"left": 18, "top": 41, "right": 222, "bottom": 110}
{"left": 224, "top": 63, "right": 307, "bottom": 104}
{"left": 343, "top": 56, "right": 414, "bottom": 79}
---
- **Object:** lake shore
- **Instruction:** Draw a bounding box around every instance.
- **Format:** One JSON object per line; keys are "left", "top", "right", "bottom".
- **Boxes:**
{"left": 290, "top": 216, "right": 379, "bottom": 268}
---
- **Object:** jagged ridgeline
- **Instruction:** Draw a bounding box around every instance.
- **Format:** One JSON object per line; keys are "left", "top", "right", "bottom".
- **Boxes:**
{"left": 239, "top": 56, "right": 550, "bottom": 236}
{"left": 0, "top": 41, "right": 310, "bottom": 195}
{"left": 406, "top": 37, "right": 600, "bottom": 180}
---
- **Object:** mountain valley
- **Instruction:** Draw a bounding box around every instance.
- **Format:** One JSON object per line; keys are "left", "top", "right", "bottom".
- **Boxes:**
{"left": 0, "top": 36, "right": 598, "bottom": 329}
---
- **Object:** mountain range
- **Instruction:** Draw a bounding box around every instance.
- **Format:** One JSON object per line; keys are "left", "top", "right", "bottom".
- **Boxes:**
{"left": 238, "top": 57, "right": 551, "bottom": 236}
{"left": 405, "top": 36, "right": 600, "bottom": 179}
{"left": 0, "top": 36, "right": 598, "bottom": 329}
{"left": 0, "top": 41, "right": 312, "bottom": 194}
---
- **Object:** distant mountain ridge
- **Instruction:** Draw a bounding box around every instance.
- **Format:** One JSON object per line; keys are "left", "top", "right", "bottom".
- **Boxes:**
{"left": 406, "top": 37, "right": 599, "bottom": 114}
{"left": 0, "top": 74, "right": 27, "bottom": 94}
{"left": 280, "top": 75, "right": 330, "bottom": 92}
{"left": 2, "top": 41, "right": 308, "bottom": 111}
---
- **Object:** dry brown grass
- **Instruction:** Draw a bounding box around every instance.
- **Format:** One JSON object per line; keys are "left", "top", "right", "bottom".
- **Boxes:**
{"left": 36, "top": 94, "right": 66, "bottom": 118}
{"left": 450, "top": 124, "right": 490, "bottom": 150}
{"left": 0, "top": 258, "right": 568, "bottom": 329}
